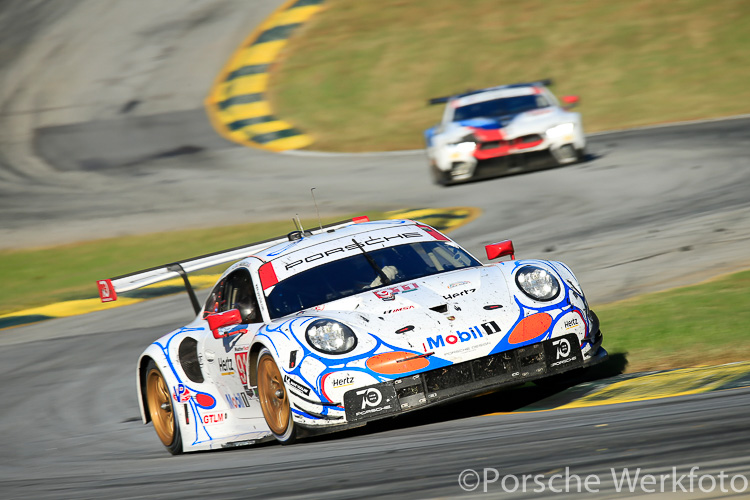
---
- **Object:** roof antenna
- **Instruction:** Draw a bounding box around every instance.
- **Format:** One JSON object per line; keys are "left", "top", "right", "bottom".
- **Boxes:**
{"left": 296, "top": 213, "right": 303, "bottom": 232}
{"left": 291, "top": 217, "right": 300, "bottom": 231}
{"left": 311, "top": 187, "right": 323, "bottom": 231}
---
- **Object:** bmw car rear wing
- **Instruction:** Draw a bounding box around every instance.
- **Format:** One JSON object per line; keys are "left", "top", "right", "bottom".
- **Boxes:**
{"left": 96, "top": 216, "right": 371, "bottom": 313}
{"left": 428, "top": 79, "right": 553, "bottom": 105}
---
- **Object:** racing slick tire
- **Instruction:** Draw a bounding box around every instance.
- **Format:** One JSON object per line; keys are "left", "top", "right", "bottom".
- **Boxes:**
{"left": 430, "top": 162, "right": 452, "bottom": 186}
{"left": 576, "top": 147, "right": 586, "bottom": 163}
{"left": 257, "top": 348, "right": 297, "bottom": 444}
{"left": 144, "top": 359, "right": 183, "bottom": 455}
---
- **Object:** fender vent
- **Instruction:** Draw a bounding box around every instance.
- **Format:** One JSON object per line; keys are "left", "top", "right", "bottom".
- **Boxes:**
{"left": 179, "top": 337, "right": 204, "bottom": 383}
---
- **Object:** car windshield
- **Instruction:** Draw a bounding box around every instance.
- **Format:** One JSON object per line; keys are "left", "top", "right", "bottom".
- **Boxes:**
{"left": 265, "top": 241, "right": 482, "bottom": 318}
{"left": 454, "top": 94, "right": 549, "bottom": 121}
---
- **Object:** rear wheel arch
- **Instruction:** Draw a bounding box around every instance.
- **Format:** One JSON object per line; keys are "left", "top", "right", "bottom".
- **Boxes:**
{"left": 139, "top": 355, "right": 155, "bottom": 423}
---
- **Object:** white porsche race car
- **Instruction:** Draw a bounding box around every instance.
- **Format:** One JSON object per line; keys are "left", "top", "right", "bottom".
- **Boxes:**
{"left": 97, "top": 217, "right": 607, "bottom": 454}
{"left": 425, "top": 79, "right": 585, "bottom": 185}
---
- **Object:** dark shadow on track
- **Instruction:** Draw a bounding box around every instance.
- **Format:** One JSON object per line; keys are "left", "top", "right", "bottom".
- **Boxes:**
{"left": 436, "top": 151, "right": 605, "bottom": 187}
{"left": 171, "top": 353, "right": 631, "bottom": 455}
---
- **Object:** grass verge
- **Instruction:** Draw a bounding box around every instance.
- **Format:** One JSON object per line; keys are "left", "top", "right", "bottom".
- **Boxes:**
{"left": 596, "top": 269, "right": 750, "bottom": 372}
{"left": 2, "top": 216, "right": 748, "bottom": 373}
{"left": 271, "top": 0, "right": 750, "bottom": 151}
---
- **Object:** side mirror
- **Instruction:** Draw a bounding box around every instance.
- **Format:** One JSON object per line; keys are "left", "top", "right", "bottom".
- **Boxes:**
{"left": 561, "top": 95, "right": 579, "bottom": 107}
{"left": 485, "top": 240, "right": 515, "bottom": 261}
{"left": 207, "top": 309, "right": 242, "bottom": 339}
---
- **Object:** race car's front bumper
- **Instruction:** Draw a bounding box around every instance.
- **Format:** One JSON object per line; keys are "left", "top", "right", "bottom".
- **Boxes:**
{"left": 443, "top": 143, "right": 580, "bottom": 183}
{"left": 339, "top": 332, "right": 607, "bottom": 425}
{"left": 470, "top": 149, "right": 557, "bottom": 178}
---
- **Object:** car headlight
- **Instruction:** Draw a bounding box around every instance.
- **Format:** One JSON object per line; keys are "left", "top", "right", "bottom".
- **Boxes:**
{"left": 546, "top": 122, "right": 575, "bottom": 139}
{"left": 449, "top": 133, "right": 477, "bottom": 153}
{"left": 450, "top": 141, "right": 477, "bottom": 153}
{"left": 515, "top": 266, "right": 560, "bottom": 301}
{"left": 305, "top": 319, "right": 357, "bottom": 354}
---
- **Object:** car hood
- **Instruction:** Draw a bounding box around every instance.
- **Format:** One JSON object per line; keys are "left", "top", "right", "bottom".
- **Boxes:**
{"left": 453, "top": 107, "right": 568, "bottom": 138}
{"left": 297, "top": 265, "right": 525, "bottom": 362}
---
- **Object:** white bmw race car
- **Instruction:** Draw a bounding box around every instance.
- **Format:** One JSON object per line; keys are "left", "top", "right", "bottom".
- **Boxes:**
{"left": 425, "top": 80, "right": 585, "bottom": 185}
{"left": 97, "top": 217, "right": 606, "bottom": 454}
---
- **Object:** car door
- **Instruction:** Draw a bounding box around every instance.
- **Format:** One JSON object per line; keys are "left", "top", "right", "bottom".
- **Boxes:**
{"left": 201, "top": 268, "right": 265, "bottom": 421}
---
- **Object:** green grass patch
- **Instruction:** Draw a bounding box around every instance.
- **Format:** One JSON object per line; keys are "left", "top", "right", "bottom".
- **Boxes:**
{"left": 0, "top": 212, "right": 386, "bottom": 315}
{"left": 596, "top": 269, "right": 750, "bottom": 372}
{"left": 271, "top": 0, "right": 750, "bottom": 151}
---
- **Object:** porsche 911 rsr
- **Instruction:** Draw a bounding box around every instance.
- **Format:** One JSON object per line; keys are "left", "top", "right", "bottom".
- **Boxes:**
{"left": 425, "top": 79, "right": 585, "bottom": 185}
{"left": 97, "top": 217, "right": 606, "bottom": 454}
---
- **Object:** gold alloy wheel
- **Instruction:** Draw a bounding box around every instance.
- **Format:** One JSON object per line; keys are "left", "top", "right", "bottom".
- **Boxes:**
{"left": 146, "top": 368, "right": 175, "bottom": 446}
{"left": 258, "top": 354, "right": 291, "bottom": 436}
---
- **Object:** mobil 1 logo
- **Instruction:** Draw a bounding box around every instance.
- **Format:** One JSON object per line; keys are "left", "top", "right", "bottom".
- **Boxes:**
{"left": 344, "top": 383, "right": 399, "bottom": 422}
{"left": 543, "top": 333, "right": 582, "bottom": 371}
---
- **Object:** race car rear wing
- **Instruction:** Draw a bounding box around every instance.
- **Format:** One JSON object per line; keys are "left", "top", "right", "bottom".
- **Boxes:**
{"left": 428, "top": 79, "right": 553, "bottom": 105}
{"left": 96, "top": 216, "right": 371, "bottom": 314}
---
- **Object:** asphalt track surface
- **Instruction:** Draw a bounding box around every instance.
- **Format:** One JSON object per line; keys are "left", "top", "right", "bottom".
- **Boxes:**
{"left": 1, "top": 1, "right": 750, "bottom": 498}
{"left": 2, "top": 304, "right": 750, "bottom": 499}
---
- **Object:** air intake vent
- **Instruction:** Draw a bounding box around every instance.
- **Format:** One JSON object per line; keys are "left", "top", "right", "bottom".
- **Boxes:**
{"left": 179, "top": 337, "right": 204, "bottom": 383}
{"left": 430, "top": 304, "right": 448, "bottom": 313}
